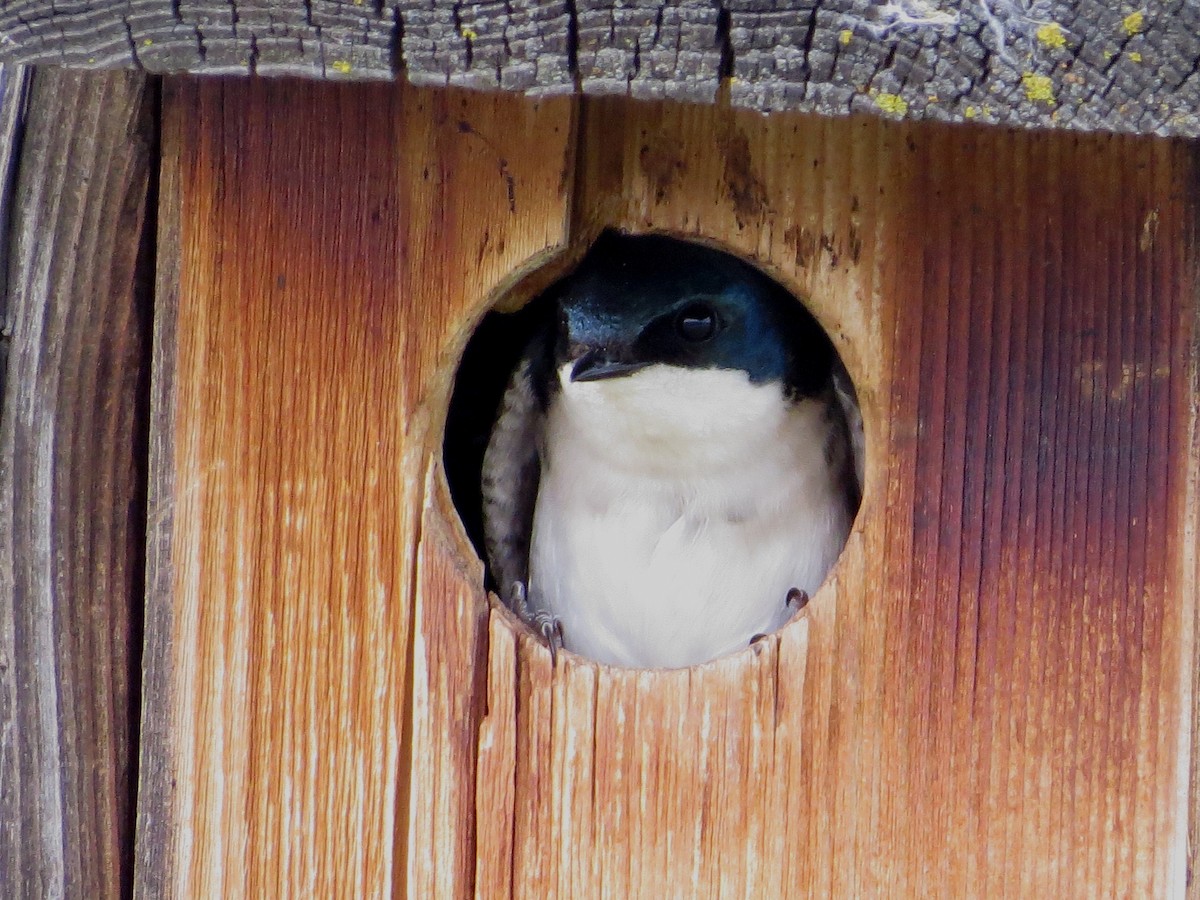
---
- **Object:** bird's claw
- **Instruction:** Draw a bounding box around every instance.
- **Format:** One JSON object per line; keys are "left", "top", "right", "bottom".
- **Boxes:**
{"left": 749, "top": 589, "right": 812, "bottom": 649}
{"left": 508, "top": 580, "right": 534, "bottom": 618}
{"left": 508, "top": 580, "right": 565, "bottom": 665}
{"left": 533, "top": 612, "right": 565, "bottom": 665}
{"left": 785, "top": 588, "right": 810, "bottom": 615}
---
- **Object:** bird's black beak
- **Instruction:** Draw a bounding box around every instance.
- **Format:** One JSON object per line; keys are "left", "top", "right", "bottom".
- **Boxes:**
{"left": 569, "top": 349, "right": 650, "bottom": 382}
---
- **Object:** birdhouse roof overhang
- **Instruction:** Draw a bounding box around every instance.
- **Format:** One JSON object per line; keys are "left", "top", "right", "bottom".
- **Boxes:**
{"left": 3, "top": 0, "right": 1198, "bottom": 137}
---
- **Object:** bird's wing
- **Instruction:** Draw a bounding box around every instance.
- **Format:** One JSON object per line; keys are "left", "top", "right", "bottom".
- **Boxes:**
{"left": 831, "top": 358, "right": 865, "bottom": 501}
{"left": 481, "top": 328, "right": 549, "bottom": 606}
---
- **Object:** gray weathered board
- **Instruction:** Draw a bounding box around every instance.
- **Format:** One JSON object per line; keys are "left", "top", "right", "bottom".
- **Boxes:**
{"left": 1, "top": 1, "right": 1199, "bottom": 136}
{"left": 0, "top": 67, "right": 153, "bottom": 900}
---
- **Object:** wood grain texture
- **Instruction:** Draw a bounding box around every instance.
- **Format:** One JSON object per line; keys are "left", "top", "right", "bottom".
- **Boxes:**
{"left": 135, "top": 76, "right": 574, "bottom": 898}
{"left": 407, "top": 466, "right": 492, "bottom": 898}
{"left": 1187, "top": 175, "right": 1200, "bottom": 900}
{"left": 525, "top": 96, "right": 1197, "bottom": 898}
{"left": 0, "top": 64, "right": 28, "bottom": 396}
{"left": 0, "top": 68, "right": 152, "bottom": 900}
{"left": 138, "top": 77, "right": 1198, "bottom": 895}
{"left": 132, "top": 67, "right": 183, "bottom": 900}
{"left": 3, "top": 1, "right": 1200, "bottom": 136}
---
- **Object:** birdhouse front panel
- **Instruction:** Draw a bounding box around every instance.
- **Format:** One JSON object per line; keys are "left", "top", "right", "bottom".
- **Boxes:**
{"left": 140, "top": 76, "right": 1198, "bottom": 897}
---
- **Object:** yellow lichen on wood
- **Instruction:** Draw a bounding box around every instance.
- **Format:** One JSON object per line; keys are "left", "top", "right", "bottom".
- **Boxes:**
{"left": 1036, "top": 23, "right": 1066, "bottom": 49}
{"left": 1123, "top": 11, "right": 1145, "bottom": 36}
{"left": 1021, "top": 72, "right": 1055, "bottom": 104}
{"left": 874, "top": 93, "right": 908, "bottom": 115}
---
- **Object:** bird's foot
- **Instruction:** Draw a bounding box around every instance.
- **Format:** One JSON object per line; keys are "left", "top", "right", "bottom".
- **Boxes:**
{"left": 507, "top": 580, "right": 565, "bottom": 665}
{"left": 785, "top": 588, "right": 810, "bottom": 616}
{"left": 532, "top": 612, "right": 565, "bottom": 665}
{"left": 750, "top": 589, "right": 812, "bottom": 647}
{"left": 508, "top": 579, "right": 534, "bottom": 618}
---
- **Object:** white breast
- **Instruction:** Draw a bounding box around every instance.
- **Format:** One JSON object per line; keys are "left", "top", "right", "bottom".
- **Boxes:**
{"left": 528, "top": 363, "right": 852, "bottom": 668}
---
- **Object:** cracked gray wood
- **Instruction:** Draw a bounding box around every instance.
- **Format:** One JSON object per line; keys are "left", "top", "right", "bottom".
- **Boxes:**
{"left": 0, "top": 1, "right": 1198, "bottom": 135}
{"left": 0, "top": 68, "right": 153, "bottom": 900}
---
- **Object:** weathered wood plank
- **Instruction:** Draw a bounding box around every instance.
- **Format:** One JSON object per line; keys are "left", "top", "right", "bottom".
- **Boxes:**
{"left": 132, "top": 76, "right": 1198, "bottom": 896}
{"left": 407, "top": 467, "right": 492, "bottom": 897}
{"left": 137, "top": 77, "right": 410, "bottom": 898}
{"left": 2, "top": 1, "right": 1200, "bottom": 136}
{"left": 475, "top": 98, "right": 1196, "bottom": 897}
{"left": 399, "top": 81, "right": 575, "bottom": 898}
{"left": 135, "top": 76, "right": 574, "bottom": 897}
{"left": 131, "top": 68, "right": 182, "bottom": 900}
{"left": 0, "top": 64, "right": 28, "bottom": 412}
{"left": 1185, "top": 153, "right": 1200, "bottom": 900}
{"left": 0, "top": 68, "right": 152, "bottom": 900}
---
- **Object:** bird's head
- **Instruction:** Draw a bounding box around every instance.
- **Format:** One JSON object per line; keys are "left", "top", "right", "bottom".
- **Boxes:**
{"left": 552, "top": 231, "right": 833, "bottom": 397}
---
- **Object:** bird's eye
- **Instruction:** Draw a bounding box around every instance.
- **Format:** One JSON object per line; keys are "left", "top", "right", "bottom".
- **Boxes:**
{"left": 675, "top": 304, "right": 719, "bottom": 342}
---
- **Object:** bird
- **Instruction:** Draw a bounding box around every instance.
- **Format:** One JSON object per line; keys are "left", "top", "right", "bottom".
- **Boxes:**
{"left": 481, "top": 231, "right": 862, "bottom": 669}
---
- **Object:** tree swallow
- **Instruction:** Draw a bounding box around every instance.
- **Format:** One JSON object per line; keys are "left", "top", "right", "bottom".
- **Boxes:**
{"left": 481, "top": 232, "right": 862, "bottom": 669}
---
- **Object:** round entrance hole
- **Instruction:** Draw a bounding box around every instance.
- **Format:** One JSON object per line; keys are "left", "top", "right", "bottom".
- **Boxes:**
{"left": 443, "top": 231, "right": 863, "bottom": 669}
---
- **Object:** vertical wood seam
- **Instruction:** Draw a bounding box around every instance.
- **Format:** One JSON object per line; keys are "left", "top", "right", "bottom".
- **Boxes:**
{"left": 133, "top": 77, "right": 181, "bottom": 900}
{"left": 1184, "top": 143, "right": 1200, "bottom": 899}
{"left": 396, "top": 468, "right": 427, "bottom": 899}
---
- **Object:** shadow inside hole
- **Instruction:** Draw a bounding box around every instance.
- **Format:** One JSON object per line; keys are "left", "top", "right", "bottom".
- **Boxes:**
{"left": 444, "top": 291, "right": 553, "bottom": 587}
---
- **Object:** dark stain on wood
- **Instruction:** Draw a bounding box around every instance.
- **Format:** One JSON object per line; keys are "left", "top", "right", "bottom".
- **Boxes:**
{"left": 457, "top": 118, "right": 517, "bottom": 213}
{"left": 879, "top": 125, "right": 1195, "bottom": 892}
{"left": 639, "top": 135, "right": 687, "bottom": 203}
{"left": 721, "top": 125, "right": 768, "bottom": 227}
{"left": 783, "top": 223, "right": 817, "bottom": 270}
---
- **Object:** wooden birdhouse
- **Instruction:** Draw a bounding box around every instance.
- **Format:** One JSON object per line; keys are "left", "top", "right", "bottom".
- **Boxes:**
{"left": 2, "top": 3, "right": 1198, "bottom": 897}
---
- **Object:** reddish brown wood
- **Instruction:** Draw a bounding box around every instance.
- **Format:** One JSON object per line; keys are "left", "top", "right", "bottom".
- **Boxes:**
{"left": 529, "top": 102, "right": 1196, "bottom": 897}
{"left": 136, "top": 77, "right": 575, "bottom": 897}
{"left": 136, "top": 77, "right": 1199, "bottom": 896}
